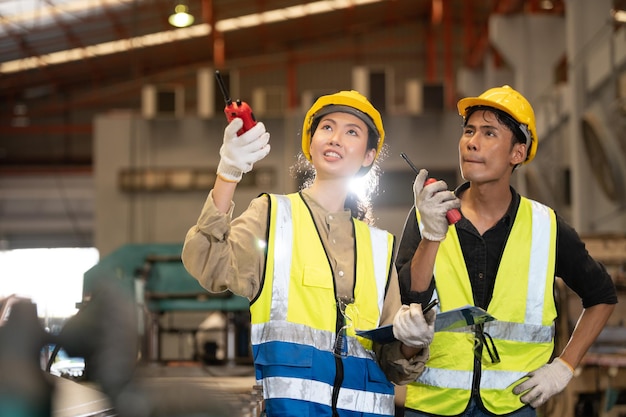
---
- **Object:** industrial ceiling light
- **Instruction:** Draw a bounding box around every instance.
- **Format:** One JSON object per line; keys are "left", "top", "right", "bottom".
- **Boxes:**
{"left": 168, "top": 3, "right": 194, "bottom": 28}
{"left": 611, "top": 9, "right": 626, "bottom": 23}
{"left": 539, "top": 0, "right": 554, "bottom": 10}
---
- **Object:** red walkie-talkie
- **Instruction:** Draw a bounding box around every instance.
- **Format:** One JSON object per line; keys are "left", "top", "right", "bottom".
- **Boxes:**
{"left": 400, "top": 152, "right": 462, "bottom": 225}
{"left": 215, "top": 70, "right": 257, "bottom": 135}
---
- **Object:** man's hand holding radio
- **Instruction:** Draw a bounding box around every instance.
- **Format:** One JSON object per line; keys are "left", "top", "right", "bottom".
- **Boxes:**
{"left": 217, "top": 118, "right": 271, "bottom": 183}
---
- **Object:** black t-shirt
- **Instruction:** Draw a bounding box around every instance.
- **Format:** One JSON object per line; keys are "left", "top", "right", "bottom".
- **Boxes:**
{"left": 396, "top": 183, "right": 618, "bottom": 309}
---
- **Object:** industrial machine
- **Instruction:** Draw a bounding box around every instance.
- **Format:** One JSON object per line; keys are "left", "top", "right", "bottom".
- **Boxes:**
{"left": 82, "top": 242, "right": 251, "bottom": 364}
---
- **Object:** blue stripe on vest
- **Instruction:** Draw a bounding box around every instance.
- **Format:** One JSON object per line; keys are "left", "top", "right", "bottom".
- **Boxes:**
{"left": 253, "top": 340, "right": 391, "bottom": 393}
{"left": 265, "top": 394, "right": 393, "bottom": 417}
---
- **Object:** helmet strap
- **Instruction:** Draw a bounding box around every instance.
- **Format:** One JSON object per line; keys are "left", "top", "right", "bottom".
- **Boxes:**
{"left": 518, "top": 124, "right": 531, "bottom": 149}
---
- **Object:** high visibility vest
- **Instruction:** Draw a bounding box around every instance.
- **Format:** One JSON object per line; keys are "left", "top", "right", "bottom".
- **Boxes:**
{"left": 250, "top": 193, "right": 396, "bottom": 417}
{"left": 405, "top": 197, "right": 557, "bottom": 415}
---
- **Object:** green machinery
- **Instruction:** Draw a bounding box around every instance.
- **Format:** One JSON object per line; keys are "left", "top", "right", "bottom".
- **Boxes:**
{"left": 82, "top": 243, "right": 250, "bottom": 363}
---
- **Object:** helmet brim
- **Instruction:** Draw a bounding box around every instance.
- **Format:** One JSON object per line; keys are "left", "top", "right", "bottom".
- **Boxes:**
{"left": 301, "top": 90, "right": 384, "bottom": 161}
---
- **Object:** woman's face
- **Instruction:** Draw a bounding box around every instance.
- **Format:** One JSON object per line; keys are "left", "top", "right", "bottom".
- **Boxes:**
{"left": 308, "top": 111, "right": 376, "bottom": 180}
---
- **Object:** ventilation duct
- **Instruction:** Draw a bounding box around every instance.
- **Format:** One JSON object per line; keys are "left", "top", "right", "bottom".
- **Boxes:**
{"left": 580, "top": 100, "right": 626, "bottom": 206}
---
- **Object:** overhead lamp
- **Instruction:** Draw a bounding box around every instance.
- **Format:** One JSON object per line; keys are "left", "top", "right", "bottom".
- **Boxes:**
{"left": 611, "top": 9, "right": 626, "bottom": 23}
{"left": 539, "top": 0, "right": 554, "bottom": 10}
{"left": 168, "top": 3, "right": 194, "bottom": 28}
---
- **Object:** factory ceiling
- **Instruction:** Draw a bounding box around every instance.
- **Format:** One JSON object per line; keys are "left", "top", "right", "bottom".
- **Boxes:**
{"left": 0, "top": 0, "right": 564, "bottom": 169}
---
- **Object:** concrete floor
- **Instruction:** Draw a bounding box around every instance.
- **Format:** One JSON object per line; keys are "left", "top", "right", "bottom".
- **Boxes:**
{"left": 53, "top": 363, "right": 257, "bottom": 417}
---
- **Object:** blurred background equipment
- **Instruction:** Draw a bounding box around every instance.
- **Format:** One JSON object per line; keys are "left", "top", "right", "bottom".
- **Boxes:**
{"left": 581, "top": 100, "right": 626, "bottom": 209}
{"left": 0, "top": 286, "right": 257, "bottom": 417}
{"left": 0, "top": 298, "right": 55, "bottom": 417}
{"left": 81, "top": 243, "right": 252, "bottom": 366}
{"left": 548, "top": 235, "right": 626, "bottom": 417}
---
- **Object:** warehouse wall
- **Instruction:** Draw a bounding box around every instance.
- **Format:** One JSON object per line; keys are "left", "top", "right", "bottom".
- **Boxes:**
{"left": 3, "top": 0, "right": 626, "bottom": 254}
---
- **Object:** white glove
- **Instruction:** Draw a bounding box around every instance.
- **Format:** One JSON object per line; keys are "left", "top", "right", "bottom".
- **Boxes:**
{"left": 413, "top": 169, "right": 461, "bottom": 241}
{"left": 512, "top": 358, "right": 574, "bottom": 408}
{"left": 392, "top": 303, "right": 435, "bottom": 348}
{"left": 217, "top": 118, "right": 271, "bottom": 182}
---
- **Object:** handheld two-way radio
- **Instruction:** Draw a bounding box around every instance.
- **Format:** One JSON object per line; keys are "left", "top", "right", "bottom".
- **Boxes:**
{"left": 400, "top": 152, "right": 462, "bottom": 225}
{"left": 215, "top": 70, "right": 257, "bottom": 135}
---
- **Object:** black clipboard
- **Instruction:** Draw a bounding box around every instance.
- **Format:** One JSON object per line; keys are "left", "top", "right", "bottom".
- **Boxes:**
{"left": 356, "top": 305, "right": 496, "bottom": 344}
{"left": 355, "top": 299, "right": 437, "bottom": 344}
{"left": 434, "top": 305, "right": 496, "bottom": 332}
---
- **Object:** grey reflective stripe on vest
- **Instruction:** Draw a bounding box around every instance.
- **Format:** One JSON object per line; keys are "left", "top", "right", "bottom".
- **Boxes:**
{"left": 484, "top": 320, "right": 554, "bottom": 343}
{"left": 481, "top": 370, "right": 528, "bottom": 389}
{"left": 417, "top": 364, "right": 527, "bottom": 391}
{"left": 369, "top": 227, "right": 390, "bottom": 315}
{"left": 250, "top": 320, "right": 373, "bottom": 359}
{"left": 271, "top": 194, "right": 292, "bottom": 322}
{"left": 417, "top": 367, "right": 473, "bottom": 389}
{"left": 525, "top": 200, "right": 551, "bottom": 325}
{"left": 263, "top": 376, "right": 394, "bottom": 414}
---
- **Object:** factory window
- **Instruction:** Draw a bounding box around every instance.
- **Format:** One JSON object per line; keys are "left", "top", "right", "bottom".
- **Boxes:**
{"left": 0, "top": 247, "right": 99, "bottom": 320}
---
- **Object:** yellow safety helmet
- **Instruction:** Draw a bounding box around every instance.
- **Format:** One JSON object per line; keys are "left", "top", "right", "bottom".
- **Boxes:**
{"left": 301, "top": 90, "right": 385, "bottom": 161}
{"left": 457, "top": 85, "right": 538, "bottom": 164}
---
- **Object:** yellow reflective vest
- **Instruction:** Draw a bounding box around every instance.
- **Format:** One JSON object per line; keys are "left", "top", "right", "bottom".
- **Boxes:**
{"left": 405, "top": 197, "right": 557, "bottom": 415}
{"left": 250, "top": 193, "right": 396, "bottom": 416}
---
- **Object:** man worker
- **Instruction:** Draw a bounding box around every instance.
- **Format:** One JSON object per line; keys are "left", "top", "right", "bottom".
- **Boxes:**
{"left": 395, "top": 85, "right": 617, "bottom": 417}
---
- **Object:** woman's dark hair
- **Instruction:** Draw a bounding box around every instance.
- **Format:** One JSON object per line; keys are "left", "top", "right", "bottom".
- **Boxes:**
{"left": 291, "top": 115, "right": 385, "bottom": 224}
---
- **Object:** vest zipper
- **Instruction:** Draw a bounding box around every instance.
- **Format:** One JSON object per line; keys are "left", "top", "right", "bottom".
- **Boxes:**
{"left": 331, "top": 302, "right": 345, "bottom": 416}
{"left": 472, "top": 327, "right": 481, "bottom": 397}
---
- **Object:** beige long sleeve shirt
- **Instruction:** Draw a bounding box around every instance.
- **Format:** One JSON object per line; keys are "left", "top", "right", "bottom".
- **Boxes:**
{"left": 182, "top": 188, "right": 427, "bottom": 385}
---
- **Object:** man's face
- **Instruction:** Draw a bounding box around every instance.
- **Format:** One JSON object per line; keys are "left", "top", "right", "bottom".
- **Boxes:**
{"left": 458, "top": 109, "right": 525, "bottom": 183}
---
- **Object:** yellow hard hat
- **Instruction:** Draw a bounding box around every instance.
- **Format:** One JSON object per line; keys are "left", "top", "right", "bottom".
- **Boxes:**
{"left": 457, "top": 85, "right": 537, "bottom": 164}
{"left": 301, "top": 90, "right": 385, "bottom": 161}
